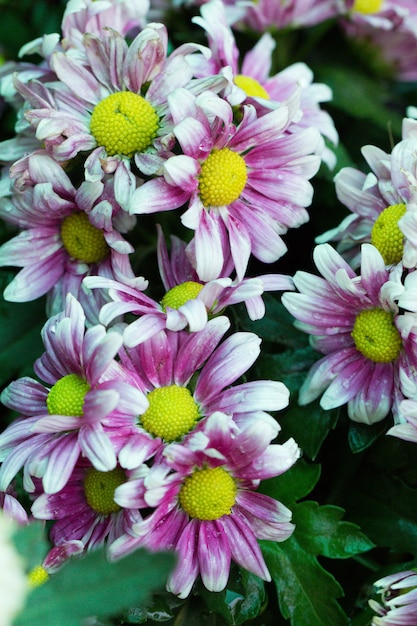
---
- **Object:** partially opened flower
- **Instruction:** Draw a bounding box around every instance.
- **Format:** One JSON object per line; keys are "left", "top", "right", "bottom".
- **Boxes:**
{"left": 0, "top": 294, "right": 149, "bottom": 495}
{"left": 282, "top": 242, "right": 417, "bottom": 424}
{"left": 369, "top": 569, "right": 417, "bottom": 625}
{"left": 110, "top": 411, "right": 300, "bottom": 598}
{"left": 129, "top": 88, "right": 321, "bottom": 280}
{"left": 0, "top": 151, "right": 138, "bottom": 319}
{"left": 318, "top": 116, "right": 417, "bottom": 269}
{"left": 191, "top": 0, "right": 338, "bottom": 167}
{"left": 84, "top": 224, "right": 293, "bottom": 345}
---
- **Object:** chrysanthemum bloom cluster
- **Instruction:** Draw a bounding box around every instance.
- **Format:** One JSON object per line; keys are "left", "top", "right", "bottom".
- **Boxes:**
{"left": 0, "top": 293, "right": 300, "bottom": 596}
{"left": 368, "top": 569, "right": 417, "bottom": 625}
{"left": 282, "top": 111, "right": 417, "bottom": 429}
{"left": 0, "top": 0, "right": 332, "bottom": 596}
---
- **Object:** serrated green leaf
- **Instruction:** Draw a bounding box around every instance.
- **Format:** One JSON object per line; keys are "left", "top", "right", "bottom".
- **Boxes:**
{"left": 15, "top": 547, "right": 176, "bottom": 626}
{"left": 261, "top": 537, "right": 348, "bottom": 626}
{"left": 294, "top": 502, "right": 375, "bottom": 559}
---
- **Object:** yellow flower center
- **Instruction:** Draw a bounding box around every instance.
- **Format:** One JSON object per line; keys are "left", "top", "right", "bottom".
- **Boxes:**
{"left": 161, "top": 281, "right": 204, "bottom": 311}
{"left": 140, "top": 385, "right": 200, "bottom": 442}
{"left": 199, "top": 148, "right": 248, "bottom": 207}
{"left": 179, "top": 466, "right": 237, "bottom": 520}
{"left": 61, "top": 212, "right": 108, "bottom": 264}
{"left": 351, "top": 308, "right": 402, "bottom": 362}
{"left": 27, "top": 565, "right": 49, "bottom": 588}
{"left": 83, "top": 467, "right": 125, "bottom": 515}
{"left": 46, "top": 374, "right": 90, "bottom": 416}
{"left": 352, "top": 0, "right": 383, "bottom": 14}
{"left": 234, "top": 74, "right": 270, "bottom": 99}
{"left": 90, "top": 91, "right": 159, "bottom": 157}
{"left": 371, "top": 203, "right": 406, "bottom": 265}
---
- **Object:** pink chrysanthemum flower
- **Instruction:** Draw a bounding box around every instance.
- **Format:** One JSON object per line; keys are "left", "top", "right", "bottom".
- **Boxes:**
{"left": 0, "top": 151, "right": 138, "bottom": 318}
{"left": 281, "top": 242, "right": 417, "bottom": 424}
{"left": 318, "top": 117, "right": 417, "bottom": 269}
{"left": 114, "top": 319, "right": 290, "bottom": 467}
{"left": 31, "top": 457, "right": 146, "bottom": 552}
{"left": 0, "top": 294, "right": 150, "bottom": 495}
{"left": 341, "top": 0, "right": 417, "bottom": 81}
{"left": 15, "top": 23, "right": 222, "bottom": 182}
{"left": 129, "top": 88, "right": 321, "bottom": 280}
{"left": 368, "top": 569, "right": 417, "bottom": 625}
{"left": 84, "top": 225, "right": 293, "bottom": 346}
{"left": 191, "top": 0, "right": 338, "bottom": 168}
{"left": 110, "top": 411, "right": 300, "bottom": 598}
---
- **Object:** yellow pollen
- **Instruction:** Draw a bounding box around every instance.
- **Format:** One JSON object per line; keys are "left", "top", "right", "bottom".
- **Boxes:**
{"left": 90, "top": 91, "right": 159, "bottom": 157}
{"left": 46, "top": 374, "right": 90, "bottom": 416}
{"left": 179, "top": 466, "right": 237, "bottom": 520}
{"left": 352, "top": 0, "right": 383, "bottom": 14}
{"left": 234, "top": 74, "right": 270, "bottom": 99}
{"left": 371, "top": 203, "right": 406, "bottom": 265}
{"left": 27, "top": 565, "right": 49, "bottom": 588}
{"left": 161, "top": 281, "right": 204, "bottom": 311}
{"left": 140, "top": 385, "right": 200, "bottom": 442}
{"left": 61, "top": 212, "right": 108, "bottom": 264}
{"left": 83, "top": 467, "right": 125, "bottom": 515}
{"left": 351, "top": 308, "right": 402, "bottom": 363}
{"left": 199, "top": 148, "right": 248, "bottom": 207}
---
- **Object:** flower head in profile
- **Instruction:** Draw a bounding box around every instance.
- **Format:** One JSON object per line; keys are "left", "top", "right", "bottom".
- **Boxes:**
{"left": 110, "top": 412, "right": 300, "bottom": 598}
{"left": 0, "top": 151, "right": 138, "bottom": 320}
{"left": 84, "top": 224, "right": 294, "bottom": 346}
{"left": 282, "top": 242, "right": 417, "bottom": 424}
{"left": 129, "top": 88, "right": 321, "bottom": 280}
{"left": 0, "top": 294, "right": 149, "bottom": 495}
{"left": 369, "top": 569, "right": 417, "bottom": 625}
{"left": 318, "top": 116, "right": 417, "bottom": 269}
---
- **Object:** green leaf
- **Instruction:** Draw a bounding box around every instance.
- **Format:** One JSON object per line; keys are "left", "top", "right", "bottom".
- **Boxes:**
{"left": 348, "top": 418, "right": 390, "bottom": 454}
{"left": 294, "top": 502, "right": 375, "bottom": 559}
{"left": 261, "top": 537, "right": 348, "bottom": 626}
{"left": 12, "top": 521, "right": 49, "bottom": 570}
{"left": 15, "top": 547, "right": 176, "bottom": 626}
{"left": 260, "top": 458, "right": 321, "bottom": 506}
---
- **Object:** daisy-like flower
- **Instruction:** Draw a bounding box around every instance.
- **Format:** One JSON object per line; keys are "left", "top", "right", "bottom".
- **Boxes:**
{"left": 110, "top": 411, "right": 300, "bottom": 598}
{"left": 368, "top": 569, "right": 417, "bottom": 625}
{"left": 84, "top": 225, "right": 293, "bottom": 346}
{"left": 340, "top": 0, "right": 417, "bottom": 82}
{"left": 129, "top": 88, "right": 321, "bottom": 280}
{"left": 31, "top": 457, "right": 146, "bottom": 553}
{"left": 15, "top": 23, "right": 223, "bottom": 181}
{"left": 0, "top": 151, "right": 138, "bottom": 319}
{"left": 115, "top": 318, "right": 290, "bottom": 467}
{"left": 191, "top": 0, "right": 338, "bottom": 167}
{"left": 318, "top": 117, "right": 417, "bottom": 269}
{"left": 281, "top": 242, "right": 417, "bottom": 424}
{"left": 0, "top": 294, "right": 149, "bottom": 495}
